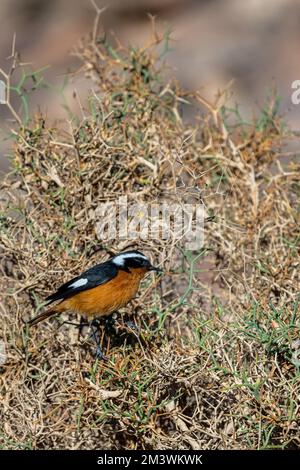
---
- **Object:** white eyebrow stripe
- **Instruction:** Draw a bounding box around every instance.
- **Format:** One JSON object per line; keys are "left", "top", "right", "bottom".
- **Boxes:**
{"left": 70, "top": 278, "right": 88, "bottom": 289}
{"left": 112, "top": 253, "right": 148, "bottom": 266}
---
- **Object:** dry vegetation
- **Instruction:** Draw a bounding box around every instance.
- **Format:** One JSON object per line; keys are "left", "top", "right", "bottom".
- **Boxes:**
{"left": 0, "top": 13, "right": 300, "bottom": 450}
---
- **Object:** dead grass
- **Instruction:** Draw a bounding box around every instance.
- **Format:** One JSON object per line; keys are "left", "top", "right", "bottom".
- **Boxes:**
{"left": 0, "top": 13, "right": 299, "bottom": 450}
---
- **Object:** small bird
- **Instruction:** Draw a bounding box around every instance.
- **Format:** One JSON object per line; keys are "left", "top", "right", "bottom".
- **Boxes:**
{"left": 27, "top": 250, "right": 162, "bottom": 357}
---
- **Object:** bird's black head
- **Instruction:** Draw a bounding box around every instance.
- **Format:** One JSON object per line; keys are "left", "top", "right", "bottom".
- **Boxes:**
{"left": 111, "top": 250, "right": 162, "bottom": 273}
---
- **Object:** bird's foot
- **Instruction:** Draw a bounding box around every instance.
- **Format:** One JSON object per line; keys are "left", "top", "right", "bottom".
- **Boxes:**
{"left": 89, "top": 319, "right": 107, "bottom": 361}
{"left": 95, "top": 345, "right": 108, "bottom": 361}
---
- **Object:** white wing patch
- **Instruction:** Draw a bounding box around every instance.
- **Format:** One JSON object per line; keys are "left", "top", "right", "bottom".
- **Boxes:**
{"left": 113, "top": 252, "right": 148, "bottom": 266}
{"left": 70, "top": 278, "right": 88, "bottom": 289}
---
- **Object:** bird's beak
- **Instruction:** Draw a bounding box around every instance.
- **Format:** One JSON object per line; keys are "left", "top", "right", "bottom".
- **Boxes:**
{"left": 149, "top": 265, "right": 163, "bottom": 273}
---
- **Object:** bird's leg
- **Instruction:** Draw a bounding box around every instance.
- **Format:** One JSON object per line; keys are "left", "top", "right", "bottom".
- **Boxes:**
{"left": 124, "top": 320, "right": 140, "bottom": 333}
{"left": 89, "top": 319, "right": 106, "bottom": 360}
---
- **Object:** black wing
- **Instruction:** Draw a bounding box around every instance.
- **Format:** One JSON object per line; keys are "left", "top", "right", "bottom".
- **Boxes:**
{"left": 45, "top": 261, "right": 118, "bottom": 304}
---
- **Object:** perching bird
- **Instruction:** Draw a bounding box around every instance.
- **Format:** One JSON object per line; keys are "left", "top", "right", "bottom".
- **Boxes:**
{"left": 27, "top": 250, "right": 162, "bottom": 357}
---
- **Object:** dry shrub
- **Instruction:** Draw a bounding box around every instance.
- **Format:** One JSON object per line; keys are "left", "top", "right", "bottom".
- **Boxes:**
{"left": 0, "top": 14, "right": 299, "bottom": 449}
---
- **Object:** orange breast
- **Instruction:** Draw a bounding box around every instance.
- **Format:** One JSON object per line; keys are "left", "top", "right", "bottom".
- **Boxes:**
{"left": 58, "top": 267, "right": 147, "bottom": 318}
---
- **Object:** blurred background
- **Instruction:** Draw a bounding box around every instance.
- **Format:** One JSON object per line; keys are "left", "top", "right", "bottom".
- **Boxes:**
{"left": 1, "top": 0, "right": 300, "bottom": 174}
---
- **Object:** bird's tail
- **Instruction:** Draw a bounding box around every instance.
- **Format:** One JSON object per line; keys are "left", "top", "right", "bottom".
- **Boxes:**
{"left": 27, "top": 304, "right": 62, "bottom": 326}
